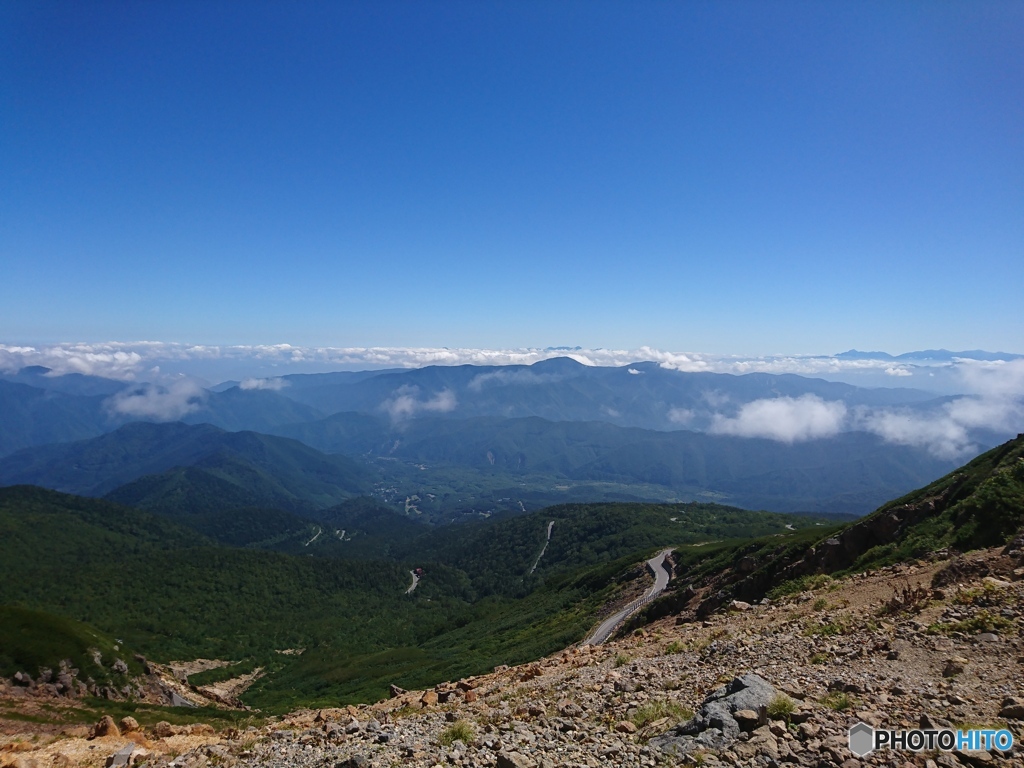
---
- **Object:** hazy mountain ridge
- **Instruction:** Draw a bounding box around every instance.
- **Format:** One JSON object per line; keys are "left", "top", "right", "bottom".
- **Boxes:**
{"left": 270, "top": 412, "right": 956, "bottom": 514}
{"left": 0, "top": 421, "right": 370, "bottom": 501}
{"left": 265, "top": 358, "right": 942, "bottom": 431}
{"left": 0, "top": 377, "right": 326, "bottom": 459}
{"left": 1, "top": 357, "right": 1017, "bottom": 516}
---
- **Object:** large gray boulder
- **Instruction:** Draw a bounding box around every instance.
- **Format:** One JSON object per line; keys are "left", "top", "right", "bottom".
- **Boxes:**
{"left": 649, "top": 673, "right": 777, "bottom": 756}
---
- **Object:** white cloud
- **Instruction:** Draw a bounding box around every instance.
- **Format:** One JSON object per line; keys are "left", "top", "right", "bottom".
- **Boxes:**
{"left": 1, "top": 342, "right": 1020, "bottom": 397}
{"left": 467, "top": 369, "right": 562, "bottom": 392}
{"left": 956, "top": 358, "right": 1024, "bottom": 398}
{"left": 856, "top": 408, "right": 971, "bottom": 460}
{"left": 104, "top": 378, "right": 206, "bottom": 421}
{"left": 0, "top": 343, "right": 145, "bottom": 379}
{"left": 855, "top": 392, "right": 1024, "bottom": 460}
{"left": 668, "top": 407, "right": 695, "bottom": 425}
{"left": 380, "top": 386, "right": 457, "bottom": 422}
{"left": 627, "top": 368, "right": 642, "bottom": 375}
{"left": 239, "top": 377, "right": 288, "bottom": 391}
{"left": 709, "top": 395, "right": 847, "bottom": 443}
{"left": 702, "top": 390, "right": 731, "bottom": 408}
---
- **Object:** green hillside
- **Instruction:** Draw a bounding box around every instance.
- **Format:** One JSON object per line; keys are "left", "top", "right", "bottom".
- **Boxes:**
{"left": 0, "top": 421, "right": 370, "bottom": 500}
{"left": 636, "top": 434, "right": 1024, "bottom": 622}
{"left": 0, "top": 484, "right": 832, "bottom": 708}
{"left": 0, "top": 605, "right": 143, "bottom": 683}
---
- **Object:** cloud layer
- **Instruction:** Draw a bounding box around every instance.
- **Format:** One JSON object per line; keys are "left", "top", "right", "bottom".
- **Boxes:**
{"left": 3, "top": 342, "right": 1021, "bottom": 456}
{"left": 709, "top": 395, "right": 848, "bottom": 443}
{"left": 105, "top": 379, "right": 206, "bottom": 421}
{"left": 1, "top": 341, "right": 1019, "bottom": 390}
{"left": 380, "top": 385, "right": 457, "bottom": 422}
{"left": 239, "top": 377, "right": 288, "bottom": 391}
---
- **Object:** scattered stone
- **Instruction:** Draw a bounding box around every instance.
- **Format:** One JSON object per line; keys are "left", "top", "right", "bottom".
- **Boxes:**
{"left": 943, "top": 657, "right": 968, "bottom": 677}
{"left": 999, "top": 703, "right": 1024, "bottom": 719}
{"left": 92, "top": 716, "right": 121, "bottom": 739}
{"left": 732, "top": 709, "right": 761, "bottom": 731}
{"left": 104, "top": 744, "right": 134, "bottom": 768}
{"left": 496, "top": 752, "right": 536, "bottom": 768}
{"left": 649, "top": 673, "right": 776, "bottom": 755}
{"left": 151, "top": 721, "right": 176, "bottom": 738}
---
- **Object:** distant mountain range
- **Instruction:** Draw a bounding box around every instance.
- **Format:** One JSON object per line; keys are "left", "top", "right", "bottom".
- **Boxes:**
{"left": 241, "top": 357, "right": 941, "bottom": 430}
{"left": 1, "top": 356, "right": 1019, "bottom": 515}
{"left": 0, "top": 421, "right": 368, "bottom": 501}
{"left": 834, "top": 348, "right": 1023, "bottom": 362}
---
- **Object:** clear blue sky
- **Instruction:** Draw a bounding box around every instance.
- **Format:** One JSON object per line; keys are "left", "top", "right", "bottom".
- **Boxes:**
{"left": 2, "top": 1, "right": 1021, "bottom": 355}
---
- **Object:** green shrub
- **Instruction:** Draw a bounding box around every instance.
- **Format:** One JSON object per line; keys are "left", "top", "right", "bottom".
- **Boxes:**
{"left": 438, "top": 720, "right": 475, "bottom": 746}
{"left": 766, "top": 694, "right": 796, "bottom": 721}
{"left": 821, "top": 691, "right": 853, "bottom": 711}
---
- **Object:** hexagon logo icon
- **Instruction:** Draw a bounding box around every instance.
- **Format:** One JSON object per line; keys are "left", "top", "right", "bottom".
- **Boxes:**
{"left": 849, "top": 722, "right": 874, "bottom": 757}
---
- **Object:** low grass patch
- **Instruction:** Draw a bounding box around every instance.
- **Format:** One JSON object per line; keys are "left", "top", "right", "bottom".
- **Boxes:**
{"left": 630, "top": 700, "right": 693, "bottom": 728}
{"left": 767, "top": 574, "right": 832, "bottom": 601}
{"left": 804, "top": 622, "right": 847, "bottom": 637}
{"left": 928, "top": 610, "right": 1014, "bottom": 636}
{"left": 821, "top": 691, "right": 854, "bottom": 711}
{"left": 766, "top": 694, "right": 796, "bottom": 721}
{"left": 438, "top": 720, "right": 475, "bottom": 746}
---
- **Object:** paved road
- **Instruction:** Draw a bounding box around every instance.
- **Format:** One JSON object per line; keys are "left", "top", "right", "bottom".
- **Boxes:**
{"left": 529, "top": 521, "right": 555, "bottom": 574}
{"left": 405, "top": 570, "right": 420, "bottom": 594}
{"left": 582, "top": 548, "right": 673, "bottom": 646}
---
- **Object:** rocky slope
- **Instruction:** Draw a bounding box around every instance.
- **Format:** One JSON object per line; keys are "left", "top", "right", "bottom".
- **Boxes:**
{"left": 5, "top": 543, "right": 1024, "bottom": 768}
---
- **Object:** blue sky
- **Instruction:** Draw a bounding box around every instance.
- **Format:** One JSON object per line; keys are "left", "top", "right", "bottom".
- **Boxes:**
{"left": 2, "top": 1, "right": 1021, "bottom": 355}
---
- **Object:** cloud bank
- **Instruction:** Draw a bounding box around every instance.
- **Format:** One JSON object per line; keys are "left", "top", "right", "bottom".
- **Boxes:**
{"left": 709, "top": 395, "right": 848, "bottom": 443}
{"left": 239, "top": 377, "right": 288, "bottom": 391}
{"left": 853, "top": 364, "right": 1024, "bottom": 459}
{"left": 467, "top": 369, "right": 563, "bottom": 392}
{"left": 1, "top": 341, "right": 1019, "bottom": 389}
{"left": 3, "top": 342, "right": 1021, "bottom": 457}
{"left": 380, "top": 385, "right": 457, "bottom": 422}
{"left": 105, "top": 379, "right": 206, "bottom": 421}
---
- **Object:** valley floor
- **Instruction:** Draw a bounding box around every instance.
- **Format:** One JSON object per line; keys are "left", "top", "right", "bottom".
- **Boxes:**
{"left": 4, "top": 547, "right": 1024, "bottom": 768}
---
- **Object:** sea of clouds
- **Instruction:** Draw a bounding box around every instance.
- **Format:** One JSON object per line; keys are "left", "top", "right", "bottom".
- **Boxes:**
{"left": 2, "top": 341, "right": 1021, "bottom": 459}
{"left": 0, "top": 341, "right": 992, "bottom": 381}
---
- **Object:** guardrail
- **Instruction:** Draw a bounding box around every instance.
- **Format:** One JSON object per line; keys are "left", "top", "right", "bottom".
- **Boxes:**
{"left": 583, "top": 553, "right": 672, "bottom": 645}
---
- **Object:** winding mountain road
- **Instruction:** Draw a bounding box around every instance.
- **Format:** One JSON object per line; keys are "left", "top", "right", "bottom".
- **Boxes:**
{"left": 529, "top": 521, "right": 555, "bottom": 575}
{"left": 582, "top": 548, "right": 673, "bottom": 646}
